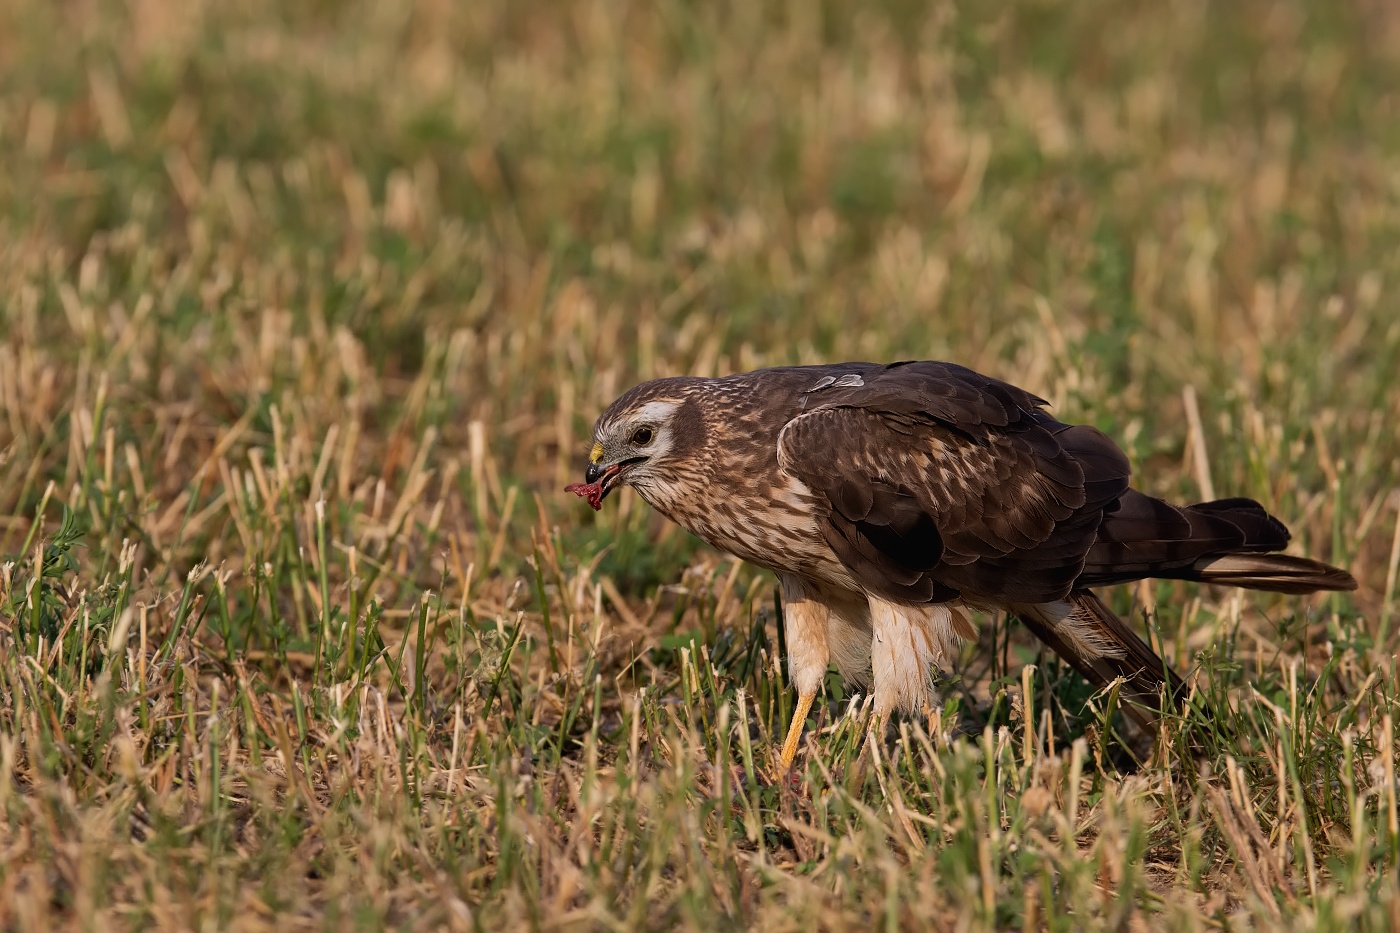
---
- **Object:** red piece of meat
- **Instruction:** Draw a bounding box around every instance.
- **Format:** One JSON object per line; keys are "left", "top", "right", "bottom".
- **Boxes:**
{"left": 565, "top": 482, "right": 605, "bottom": 510}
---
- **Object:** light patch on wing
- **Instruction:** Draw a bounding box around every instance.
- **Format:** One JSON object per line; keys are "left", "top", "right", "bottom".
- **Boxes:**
{"left": 773, "top": 473, "right": 818, "bottom": 511}
{"left": 1016, "top": 599, "right": 1128, "bottom": 660}
{"left": 869, "top": 598, "right": 972, "bottom": 717}
{"left": 805, "top": 372, "right": 865, "bottom": 393}
{"left": 798, "top": 373, "right": 866, "bottom": 410}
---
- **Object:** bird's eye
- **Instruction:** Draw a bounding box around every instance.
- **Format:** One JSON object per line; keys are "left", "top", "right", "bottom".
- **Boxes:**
{"left": 630, "top": 426, "right": 655, "bottom": 446}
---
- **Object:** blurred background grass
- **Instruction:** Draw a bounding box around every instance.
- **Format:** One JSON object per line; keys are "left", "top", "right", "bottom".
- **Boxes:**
{"left": 2, "top": 0, "right": 1399, "bottom": 929}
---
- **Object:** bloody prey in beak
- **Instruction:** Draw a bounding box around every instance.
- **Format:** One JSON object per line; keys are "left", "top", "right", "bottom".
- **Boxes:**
{"left": 565, "top": 462, "right": 618, "bottom": 510}
{"left": 565, "top": 459, "right": 643, "bottom": 510}
{"left": 564, "top": 479, "right": 606, "bottom": 510}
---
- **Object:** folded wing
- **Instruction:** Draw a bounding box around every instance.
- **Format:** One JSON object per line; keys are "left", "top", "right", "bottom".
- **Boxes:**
{"left": 775, "top": 361, "right": 1131, "bottom": 603}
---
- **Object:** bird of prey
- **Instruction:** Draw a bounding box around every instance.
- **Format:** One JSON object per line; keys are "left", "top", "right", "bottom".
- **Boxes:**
{"left": 566, "top": 361, "right": 1356, "bottom": 769}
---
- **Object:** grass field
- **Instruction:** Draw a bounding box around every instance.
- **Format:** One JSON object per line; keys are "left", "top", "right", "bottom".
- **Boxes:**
{"left": 2, "top": 0, "right": 1400, "bottom": 928}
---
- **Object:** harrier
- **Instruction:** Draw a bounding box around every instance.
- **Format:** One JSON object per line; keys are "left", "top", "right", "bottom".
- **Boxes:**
{"left": 567, "top": 361, "right": 1356, "bottom": 769}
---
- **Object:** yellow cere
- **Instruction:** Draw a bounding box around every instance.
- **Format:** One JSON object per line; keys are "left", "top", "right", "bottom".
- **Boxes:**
{"left": 590, "top": 441, "right": 604, "bottom": 464}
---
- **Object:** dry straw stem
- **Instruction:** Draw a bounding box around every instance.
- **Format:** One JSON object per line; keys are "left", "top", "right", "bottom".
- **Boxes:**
{"left": 2, "top": 0, "right": 1400, "bottom": 929}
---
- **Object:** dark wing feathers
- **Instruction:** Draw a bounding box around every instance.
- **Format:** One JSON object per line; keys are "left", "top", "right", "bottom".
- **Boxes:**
{"left": 1080, "top": 494, "right": 1356, "bottom": 592}
{"left": 776, "top": 362, "right": 1130, "bottom": 603}
{"left": 856, "top": 361, "right": 1048, "bottom": 436}
{"left": 1185, "top": 497, "right": 1291, "bottom": 549}
{"left": 774, "top": 360, "right": 1354, "bottom": 605}
{"left": 1079, "top": 493, "right": 1288, "bottom": 585}
{"left": 830, "top": 477, "right": 874, "bottom": 522}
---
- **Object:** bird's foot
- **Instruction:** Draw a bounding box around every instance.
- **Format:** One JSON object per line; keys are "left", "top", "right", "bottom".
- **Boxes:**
{"left": 777, "top": 691, "right": 817, "bottom": 773}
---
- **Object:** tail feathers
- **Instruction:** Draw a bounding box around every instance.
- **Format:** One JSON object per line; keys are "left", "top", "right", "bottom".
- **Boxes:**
{"left": 1085, "top": 492, "right": 1356, "bottom": 595}
{"left": 1183, "top": 497, "right": 1290, "bottom": 550}
{"left": 1015, "top": 592, "right": 1189, "bottom": 738}
{"left": 1190, "top": 553, "right": 1357, "bottom": 594}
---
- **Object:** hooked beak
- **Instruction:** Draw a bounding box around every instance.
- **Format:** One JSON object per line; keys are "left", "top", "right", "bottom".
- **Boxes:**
{"left": 586, "top": 457, "right": 646, "bottom": 501}
{"left": 569, "top": 455, "right": 649, "bottom": 510}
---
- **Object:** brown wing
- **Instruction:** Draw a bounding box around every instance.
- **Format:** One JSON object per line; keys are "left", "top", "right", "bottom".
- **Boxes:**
{"left": 775, "top": 362, "right": 1132, "bottom": 604}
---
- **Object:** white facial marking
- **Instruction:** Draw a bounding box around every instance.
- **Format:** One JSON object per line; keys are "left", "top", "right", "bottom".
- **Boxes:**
{"left": 605, "top": 398, "right": 684, "bottom": 494}
{"left": 631, "top": 400, "right": 681, "bottom": 423}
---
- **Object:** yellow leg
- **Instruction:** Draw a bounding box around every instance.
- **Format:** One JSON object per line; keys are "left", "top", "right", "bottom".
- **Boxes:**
{"left": 778, "top": 691, "right": 817, "bottom": 770}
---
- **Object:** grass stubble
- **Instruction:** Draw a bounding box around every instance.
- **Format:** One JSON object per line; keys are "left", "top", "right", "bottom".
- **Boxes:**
{"left": 1, "top": 0, "right": 1400, "bottom": 928}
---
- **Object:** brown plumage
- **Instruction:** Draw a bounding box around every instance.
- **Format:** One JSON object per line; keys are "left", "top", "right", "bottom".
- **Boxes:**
{"left": 569, "top": 361, "right": 1356, "bottom": 765}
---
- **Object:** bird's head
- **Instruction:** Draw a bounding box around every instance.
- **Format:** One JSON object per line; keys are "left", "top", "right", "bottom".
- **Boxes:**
{"left": 566, "top": 378, "right": 708, "bottom": 510}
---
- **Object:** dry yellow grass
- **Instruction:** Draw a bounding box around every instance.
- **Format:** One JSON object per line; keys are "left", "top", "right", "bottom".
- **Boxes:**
{"left": 1, "top": 0, "right": 1399, "bottom": 928}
